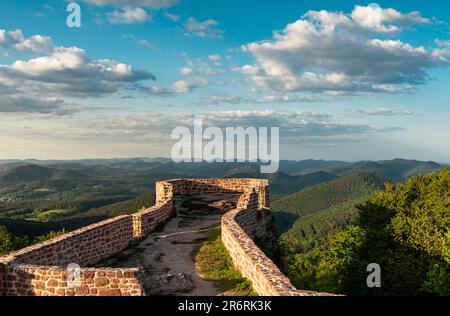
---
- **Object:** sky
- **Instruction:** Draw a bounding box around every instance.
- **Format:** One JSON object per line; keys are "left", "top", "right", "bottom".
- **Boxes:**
{"left": 0, "top": 0, "right": 449, "bottom": 162}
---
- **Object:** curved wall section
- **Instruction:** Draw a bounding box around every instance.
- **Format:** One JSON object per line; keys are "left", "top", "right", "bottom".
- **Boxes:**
{"left": 0, "top": 178, "right": 334, "bottom": 296}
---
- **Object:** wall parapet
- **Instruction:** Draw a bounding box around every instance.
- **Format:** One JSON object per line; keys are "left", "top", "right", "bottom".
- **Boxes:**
{"left": 0, "top": 177, "right": 335, "bottom": 296}
{"left": 0, "top": 201, "right": 173, "bottom": 296}
{"left": 221, "top": 186, "right": 335, "bottom": 296}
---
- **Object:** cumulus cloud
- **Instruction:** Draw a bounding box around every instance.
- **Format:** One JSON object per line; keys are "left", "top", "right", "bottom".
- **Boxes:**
{"left": 0, "top": 40, "right": 156, "bottom": 115}
{"left": 82, "top": 0, "right": 179, "bottom": 9}
{"left": 351, "top": 4, "right": 429, "bottom": 33}
{"left": 0, "top": 29, "right": 53, "bottom": 52}
{"left": 239, "top": 5, "right": 446, "bottom": 95}
{"left": 0, "top": 47, "right": 154, "bottom": 98}
{"left": 107, "top": 7, "right": 150, "bottom": 24}
{"left": 183, "top": 17, "right": 224, "bottom": 39}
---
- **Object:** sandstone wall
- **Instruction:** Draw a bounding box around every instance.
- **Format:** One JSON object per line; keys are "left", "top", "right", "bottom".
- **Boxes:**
{"left": 156, "top": 178, "right": 269, "bottom": 206}
{"left": 0, "top": 201, "right": 173, "bottom": 296}
{"left": 1, "top": 265, "right": 142, "bottom": 296}
{"left": 221, "top": 185, "right": 333, "bottom": 296}
{"left": 4, "top": 215, "right": 135, "bottom": 267}
{"left": 0, "top": 177, "right": 332, "bottom": 296}
{"left": 134, "top": 202, "right": 173, "bottom": 237}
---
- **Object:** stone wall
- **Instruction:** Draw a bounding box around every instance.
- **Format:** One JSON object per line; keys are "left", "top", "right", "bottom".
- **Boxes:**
{"left": 1, "top": 265, "right": 143, "bottom": 296}
{"left": 0, "top": 177, "right": 333, "bottom": 296}
{"left": 133, "top": 202, "right": 173, "bottom": 237}
{"left": 3, "top": 215, "right": 135, "bottom": 267}
{"left": 156, "top": 178, "right": 269, "bottom": 206}
{"left": 0, "top": 201, "right": 173, "bottom": 296}
{"left": 221, "top": 184, "right": 333, "bottom": 296}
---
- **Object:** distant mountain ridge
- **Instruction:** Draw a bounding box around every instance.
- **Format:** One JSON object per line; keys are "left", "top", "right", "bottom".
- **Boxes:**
{"left": 0, "top": 165, "right": 89, "bottom": 182}
{"left": 0, "top": 158, "right": 444, "bottom": 180}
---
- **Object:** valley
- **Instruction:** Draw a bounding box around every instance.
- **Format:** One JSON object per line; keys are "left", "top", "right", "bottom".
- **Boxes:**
{"left": 0, "top": 158, "right": 444, "bottom": 242}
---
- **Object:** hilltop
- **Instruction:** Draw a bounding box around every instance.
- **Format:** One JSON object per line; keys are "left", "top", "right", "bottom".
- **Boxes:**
{"left": 0, "top": 165, "right": 89, "bottom": 183}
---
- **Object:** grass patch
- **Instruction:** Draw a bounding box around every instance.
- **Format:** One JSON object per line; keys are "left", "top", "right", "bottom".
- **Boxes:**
{"left": 195, "top": 230, "right": 257, "bottom": 296}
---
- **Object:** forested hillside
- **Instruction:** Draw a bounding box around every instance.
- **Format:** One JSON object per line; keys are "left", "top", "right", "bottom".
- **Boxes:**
{"left": 271, "top": 173, "right": 386, "bottom": 239}
{"left": 271, "top": 168, "right": 450, "bottom": 296}
{"left": 0, "top": 158, "right": 446, "bottom": 261}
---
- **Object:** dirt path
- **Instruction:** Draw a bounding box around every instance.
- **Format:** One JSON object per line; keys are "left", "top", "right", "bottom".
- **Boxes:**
{"left": 100, "top": 193, "right": 240, "bottom": 296}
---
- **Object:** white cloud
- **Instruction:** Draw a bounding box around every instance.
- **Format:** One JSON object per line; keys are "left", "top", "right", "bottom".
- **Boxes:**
{"left": 183, "top": 17, "right": 224, "bottom": 39}
{"left": 172, "top": 78, "right": 209, "bottom": 93}
{"left": 208, "top": 54, "right": 221, "bottom": 61}
{"left": 0, "top": 47, "right": 155, "bottom": 101}
{"left": 146, "top": 86, "right": 174, "bottom": 96}
{"left": 179, "top": 67, "right": 194, "bottom": 75}
{"left": 10, "top": 110, "right": 384, "bottom": 143}
{"left": 345, "top": 108, "right": 415, "bottom": 116}
{"left": 433, "top": 40, "right": 450, "bottom": 60}
{"left": 239, "top": 5, "right": 445, "bottom": 95}
{"left": 0, "top": 30, "right": 6, "bottom": 44}
{"left": 0, "top": 29, "right": 53, "bottom": 52}
{"left": 200, "top": 95, "right": 242, "bottom": 105}
{"left": 256, "top": 94, "right": 323, "bottom": 103}
{"left": 351, "top": 4, "right": 429, "bottom": 33}
{"left": 123, "top": 34, "right": 155, "bottom": 48}
{"left": 107, "top": 7, "right": 150, "bottom": 24}
{"left": 83, "top": 0, "right": 179, "bottom": 9}
{"left": 181, "top": 54, "right": 226, "bottom": 76}
{"left": 165, "top": 12, "right": 180, "bottom": 22}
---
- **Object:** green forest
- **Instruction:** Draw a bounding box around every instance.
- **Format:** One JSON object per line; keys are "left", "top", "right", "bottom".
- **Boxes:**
{"left": 270, "top": 168, "right": 450, "bottom": 296}
{"left": 0, "top": 158, "right": 448, "bottom": 295}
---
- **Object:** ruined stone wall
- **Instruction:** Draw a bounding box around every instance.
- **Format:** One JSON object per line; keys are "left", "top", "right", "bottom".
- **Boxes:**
{"left": 1, "top": 265, "right": 142, "bottom": 296}
{"left": 4, "top": 215, "right": 135, "bottom": 267}
{"left": 156, "top": 178, "right": 269, "bottom": 206}
{"left": 221, "top": 185, "right": 333, "bottom": 296}
{"left": 134, "top": 202, "right": 173, "bottom": 237}
{"left": 0, "top": 177, "right": 332, "bottom": 296}
{"left": 0, "top": 201, "right": 173, "bottom": 296}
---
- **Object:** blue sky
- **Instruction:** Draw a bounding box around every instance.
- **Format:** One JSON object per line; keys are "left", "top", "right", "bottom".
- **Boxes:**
{"left": 0, "top": 0, "right": 449, "bottom": 161}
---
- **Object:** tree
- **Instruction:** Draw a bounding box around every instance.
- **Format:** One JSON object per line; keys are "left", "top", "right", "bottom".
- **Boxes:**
{"left": 0, "top": 226, "right": 15, "bottom": 255}
{"left": 33, "top": 229, "right": 66, "bottom": 244}
{"left": 0, "top": 226, "right": 28, "bottom": 256}
{"left": 329, "top": 168, "right": 450, "bottom": 295}
{"left": 282, "top": 168, "right": 450, "bottom": 296}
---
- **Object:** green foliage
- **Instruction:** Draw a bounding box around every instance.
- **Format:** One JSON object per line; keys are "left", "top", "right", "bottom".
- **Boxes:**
{"left": 273, "top": 173, "right": 385, "bottom": 256}
{"left": 0, "top": 225, "right": 15, "bottom": 255}
{"left": 32, "top": 229, "right": 67, "bottom": 244}
{"left": 280, "top": 168, "right": 450, "bottom": 296}
{"left": 272, "top": 173, "right": 386, "bottom": 217}
{"left": 196, "top": 230, "right": 257, "bottom": 296}
{"left": 64, "top": 193, "right": 155, "bottom": 220}
{"left": 0, "top": 225, "right": 28, "bottom": 255}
